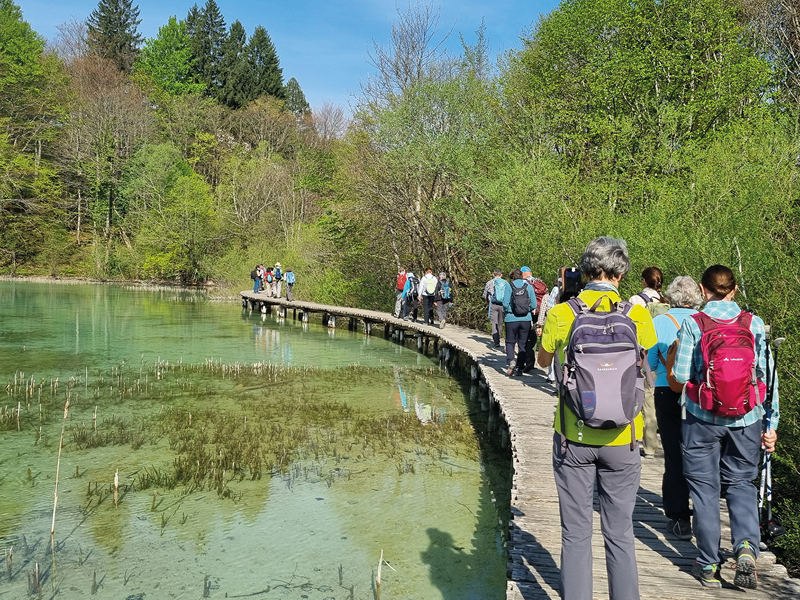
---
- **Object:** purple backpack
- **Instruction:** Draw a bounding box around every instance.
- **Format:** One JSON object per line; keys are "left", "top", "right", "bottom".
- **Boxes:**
{"left": 556, "top": 296, "right": 646, "bottom": 447}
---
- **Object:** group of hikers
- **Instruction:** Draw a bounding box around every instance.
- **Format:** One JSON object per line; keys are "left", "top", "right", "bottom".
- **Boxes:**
{"left": 393, "top": 268, "right": 454, "bottom": 329}
{"left": 250, "top": 262, "right": 296, "bottom": 300}
{"left": 489, "top": 237, "right": 779, "bottom": 598}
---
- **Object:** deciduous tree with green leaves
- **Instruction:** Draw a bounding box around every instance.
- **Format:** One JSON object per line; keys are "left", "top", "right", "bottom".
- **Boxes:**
{"left": 134, "top": 16, "right": 205, "bottom": 96}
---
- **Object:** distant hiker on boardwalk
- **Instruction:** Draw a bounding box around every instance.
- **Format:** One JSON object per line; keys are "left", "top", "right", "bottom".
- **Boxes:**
{"left": 394, "top": 268, "right": 407, "bottom": 318}
{"left": 434, "top": 272, "right": 453, "bottom": 329}
{"left": 538, "top": 237, "right": 656, "bottom": 600}
{"left": 501, "top": 268, "right": 537, "bottom": 376}
{"left": 482, "top": 269, "right": 506, "bottom": 348}
{"left": 673, "top": 265, "right": 778, "bottom": 590}
{"left": 284, "top": 268, "right": 295, "bottom": 301}
{"left": 402, "top": 271, "right": 419, "bottom": 322}
{"left": 646, "top": 275, "right": 702, "bottom": 542}
{"left": 521, "top": 266, "right": 548, "bottom": 373}
{"left": 251, "top": 264, "right": 262, "bottom": 293}
{"left": 536, "top": 276, "right": 561, "bottom": 382}
{"left": 418, "top": 267, "right": 438, "bottom": 326}
{"left": 273, "top": 263, "right": 283, "bottom": 298}
{"left": 264, "top": 267, "right": 274, "bottom": 296}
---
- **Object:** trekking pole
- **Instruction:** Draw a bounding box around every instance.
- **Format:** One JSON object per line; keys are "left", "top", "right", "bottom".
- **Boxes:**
{"left": 759, "top": 331, "right": 786, "bottom": 546}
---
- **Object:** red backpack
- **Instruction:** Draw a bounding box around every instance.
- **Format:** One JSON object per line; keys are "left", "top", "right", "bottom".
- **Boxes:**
{"left": 529, "top": 278, "right": 549, "bottom": 315}
{"left": 684, "top": 311, "right": 766, "bottom": 417}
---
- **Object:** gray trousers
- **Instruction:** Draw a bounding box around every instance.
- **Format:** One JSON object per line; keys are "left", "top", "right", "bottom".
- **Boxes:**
{"left": 682, "top": 412, "right": 761, "bottom": 567}
{"left": 436, "top": 300, "right": 449, "bottom": 322}
{"left": 286, "top": 283, "right": 293, "bottom": 301}
{"left": 552, "top": 433, "right": 641, "bottom": 600}
{"left": 394, "top": 290, "right": 404, "bottom": 317}
{"left": 641, "top": 383, "right": 658, "bottom": 455}
{"left": 489, "top": 304, "right": 504, "bottom": 340}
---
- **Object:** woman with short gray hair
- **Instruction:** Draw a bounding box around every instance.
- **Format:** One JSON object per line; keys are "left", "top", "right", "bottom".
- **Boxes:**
{"left": 537, "top": 236, "right": 656, "bottom": 600}
{"left": 665, "top": 275, "right": 704, "bottom": 310}
{"left": 646, "top": 275, "right": 702, "bottom": 542}
{"left": 579, "top": 236, "right": 632, "bottom": 280}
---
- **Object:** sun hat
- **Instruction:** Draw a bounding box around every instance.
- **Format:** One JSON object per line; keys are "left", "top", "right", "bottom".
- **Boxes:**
{"left": 521, "top": 266, "right": 531, "bottom": 272}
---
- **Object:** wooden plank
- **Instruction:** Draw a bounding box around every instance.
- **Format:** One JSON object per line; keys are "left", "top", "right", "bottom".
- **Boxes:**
{"left": 240, "top": 293, "right": 800, "bottom": 600}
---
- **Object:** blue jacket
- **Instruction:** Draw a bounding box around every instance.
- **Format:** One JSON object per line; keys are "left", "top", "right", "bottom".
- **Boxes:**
{"left": 646, "top": 308, "right": 696, "bottom": 387}
{"left": 401, "top": 273, "right": 417, "bottom": 300}
{"left": 502, "top": 279, "right": 537, "bottom": 322}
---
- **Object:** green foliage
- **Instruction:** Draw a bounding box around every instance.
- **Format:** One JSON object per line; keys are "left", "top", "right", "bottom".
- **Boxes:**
{"left": 134, "top": 16, "right": 205, "bottom": 96}
{"left": 506, "top": 0, "right": 770, "bottom": 175}
{"left": 186, "top": 0, "right": 226, "bottom": 93}
{"left": 284, "top": 77, "right": 310, "bottom": 117}
{"left": 87, "top": 0, "right": 143, "bottom": 73}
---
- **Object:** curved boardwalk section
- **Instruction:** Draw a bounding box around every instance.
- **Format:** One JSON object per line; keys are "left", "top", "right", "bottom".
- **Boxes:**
{"left": 240, "top": 292, "right": 800, "bottom": 600}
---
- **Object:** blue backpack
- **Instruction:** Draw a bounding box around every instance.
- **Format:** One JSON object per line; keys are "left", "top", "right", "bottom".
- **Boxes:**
{"left": 441, "top": 281, "right": 451, "bottom": 300}
{"left": 491, "top": 279, "right": 508, "bottom": 305}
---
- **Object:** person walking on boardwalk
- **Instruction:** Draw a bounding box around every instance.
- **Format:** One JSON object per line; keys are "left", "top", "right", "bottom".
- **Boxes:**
{"left": 394, "top": 268, "right": 407, "bottom": 318}
{"left": 264, "top": 268, "right": 274, "bottom": 296}
{"left": 521, "top": 266, "right": 548, "bottom": 373}
{"left": 673, "top": 265, "right": 778, "bottom": 590}
{"left": 631, "top": 266, "right": 666, "bottom": 459}
{"left": 434, "top": 272, "right": 454, "bottom": 329}
{"left": 538, "top": 237, "right": 656, "bottom": 600}
{"left": 284, "top": 268, "right": 295, "bottom": 301}
{"left": 273, "top": 263, "right": 283, "bottom": 298}
{"left": 251, "top": 264, "right": 262, "bottom": 294}
{"left": 482, "top": 269, "right": 506, "bottom": 348}
{"left": 501, "top": 268, "right": 536, "bottom": 376}
{"left": 418, "top": 267, "right": 438, "bottom": 326}
{"left": 401, "top": 271, "right": 419, "bottom": 322}
{"left": 646, "top": 276, "right": 702, "bottom": 541}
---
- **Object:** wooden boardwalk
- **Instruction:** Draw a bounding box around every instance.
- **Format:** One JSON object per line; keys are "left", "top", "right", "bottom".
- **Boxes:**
{"left": 241, "top": 292, "right": 800, "bottom": 600}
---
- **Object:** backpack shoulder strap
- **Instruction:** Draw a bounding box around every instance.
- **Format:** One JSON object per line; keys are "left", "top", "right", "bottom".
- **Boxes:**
{"left": 736, "top": 311, "right": 754, "bottom": 329}
{"left": 638, "top": 292, "right": 652, "bottom": 304}
{"left": 666, "top": 313, "right": 680, "bottom": 329}
{"left": 565, "top": 297, "right": 587, "bottom": 316}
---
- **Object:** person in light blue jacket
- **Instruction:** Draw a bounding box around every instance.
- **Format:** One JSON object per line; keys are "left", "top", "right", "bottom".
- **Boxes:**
{"left": 501, "top": 268, "right": 537, "bottom": 376}
{"left": 646, "top": 276, "right": 702, "bottom": 542}
{"left": 284, "top": 268, "right": 296, "bottom": 301}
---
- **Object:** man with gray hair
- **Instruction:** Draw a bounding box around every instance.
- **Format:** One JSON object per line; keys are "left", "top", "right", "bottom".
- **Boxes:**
{"left": 537, "top": 237, "right": 657, "bottom": 600}
{"left": 482, "top": 269, "right": 506, "bottom": 347}
{"left": 647, "top": 275, "right": 703, "bottom": 541}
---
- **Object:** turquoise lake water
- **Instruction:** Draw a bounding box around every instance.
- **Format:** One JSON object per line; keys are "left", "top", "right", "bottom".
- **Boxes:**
{"left": 0, "top": 281, "right": 511, "bottom": 600}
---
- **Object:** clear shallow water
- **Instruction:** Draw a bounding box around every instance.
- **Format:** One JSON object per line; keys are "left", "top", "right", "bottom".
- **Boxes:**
{"left": 0, "top": 282, "right": 511, "bottom": 600}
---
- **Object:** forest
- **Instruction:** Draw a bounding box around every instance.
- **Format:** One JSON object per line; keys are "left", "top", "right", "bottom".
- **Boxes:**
{"left": 1, "top": 0, "right": 800, "bottom": 576}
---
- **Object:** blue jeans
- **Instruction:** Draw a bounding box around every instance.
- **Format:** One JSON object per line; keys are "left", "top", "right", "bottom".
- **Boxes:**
{"left": 253, "top": 278, "right": 260, "bottom": 293}
{"left": 682, "top": 412, "right": 761, "bottom": 567}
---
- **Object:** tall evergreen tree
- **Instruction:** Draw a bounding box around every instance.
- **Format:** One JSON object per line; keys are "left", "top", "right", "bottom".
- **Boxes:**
{"left": 217, "top": 20, "right": 248, "bottom": 108}
{"left": 186, "top": 0, "right": 226, "bottom": 93}
{"left": 245, "top": 26, "right": 284, "bottom": 100}
{"left": 284, "top": 77, "right": 310, "bottom": 117}
{"left": 86, "top": 0, "right": 142, "bottom": 72}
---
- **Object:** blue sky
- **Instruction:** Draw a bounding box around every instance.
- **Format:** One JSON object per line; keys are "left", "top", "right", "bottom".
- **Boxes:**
{"left": 20, "top": 0, "right": 560, "bottom": 110}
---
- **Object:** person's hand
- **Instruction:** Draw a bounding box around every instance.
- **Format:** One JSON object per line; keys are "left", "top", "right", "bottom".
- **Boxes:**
{"left": 762, "top": 429, "right": 778, "bottom": 453}
{"left": 418, "top": 296, "right": 422, "bottom": 301}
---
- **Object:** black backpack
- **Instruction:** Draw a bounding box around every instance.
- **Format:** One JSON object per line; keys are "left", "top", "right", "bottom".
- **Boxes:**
{"left": 511, "top": 281, "right": 531, "bottom": 317}
{"left": 250, "top": 269, "right": 257, "bottom": 280}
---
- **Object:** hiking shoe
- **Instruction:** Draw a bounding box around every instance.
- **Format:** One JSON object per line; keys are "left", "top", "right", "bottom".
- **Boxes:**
{"left": 507, "top": 360, "right": 516, "bottom": 376}
{"left": 667, "top": 519, "right": 692, "bottom": 541}
{"left": 734, "top": 542, "right": 758, "bottom": 589}
{"left": 692, "top": 561, "right": 722, "bottom": 589}
{"left": 439, "top": 320, "right": 445, "bottom": 329}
